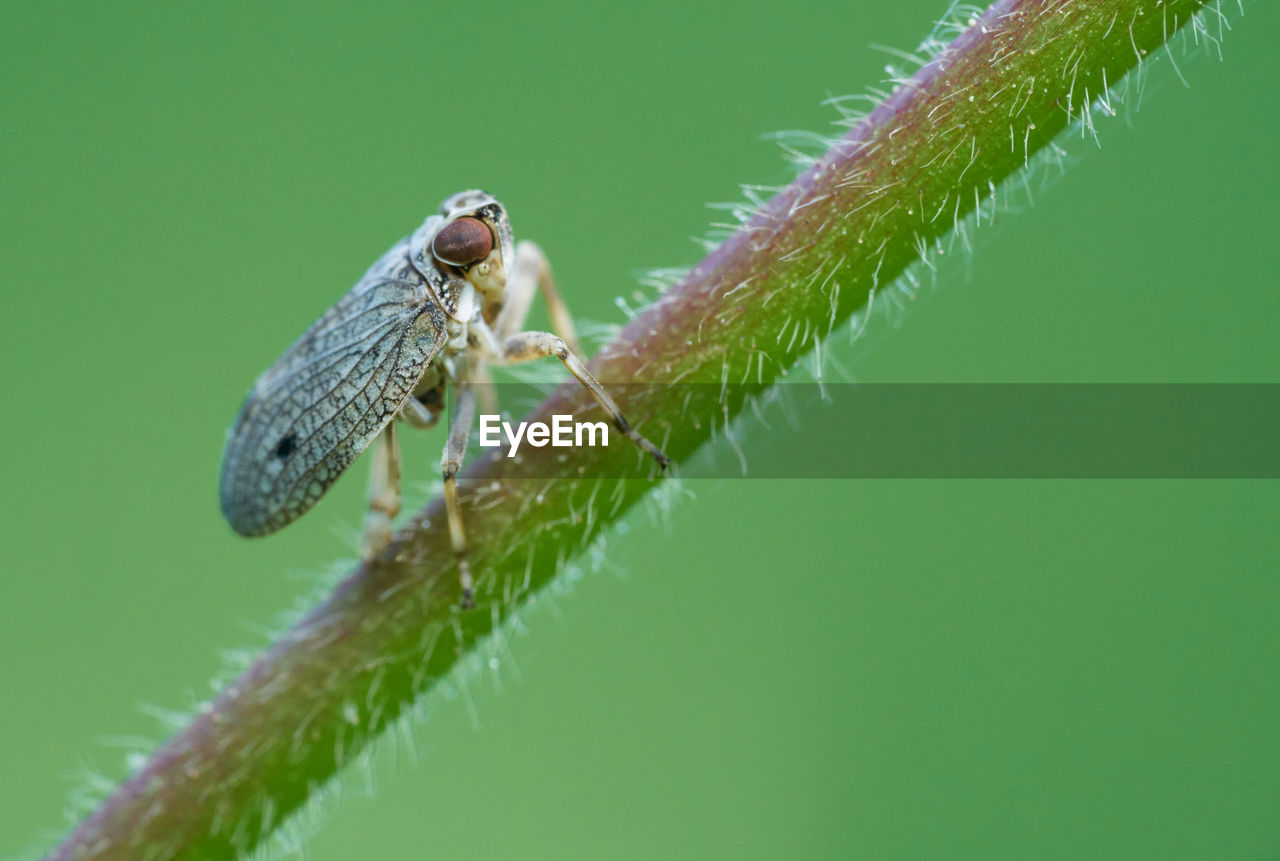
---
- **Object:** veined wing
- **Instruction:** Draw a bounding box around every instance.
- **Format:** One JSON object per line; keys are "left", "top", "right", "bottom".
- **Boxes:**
{"left": 220, "top": 276, "right": 445, "bottom": 536}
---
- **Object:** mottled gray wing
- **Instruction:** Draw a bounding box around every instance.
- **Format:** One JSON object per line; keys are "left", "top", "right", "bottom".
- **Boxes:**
{"left": 220, "top": 276, "right": 445, "bottom": 536}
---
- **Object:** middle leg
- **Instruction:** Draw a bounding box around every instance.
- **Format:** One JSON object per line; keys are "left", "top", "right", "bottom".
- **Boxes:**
{"left": 363, "top": 421, "right": 402, "bottom": 558}
{"left": 492, "top": 239, "right": 582, "bottom": 353}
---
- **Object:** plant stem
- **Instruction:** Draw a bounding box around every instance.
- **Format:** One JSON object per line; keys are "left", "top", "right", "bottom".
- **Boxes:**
{"left": 48, "top": 1, "right": 1215, "bottom": 857}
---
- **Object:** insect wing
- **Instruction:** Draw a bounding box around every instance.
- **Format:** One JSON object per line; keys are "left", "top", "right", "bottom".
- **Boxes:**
{"left": 220, "top": 277, "right": 442, "bottom": 536}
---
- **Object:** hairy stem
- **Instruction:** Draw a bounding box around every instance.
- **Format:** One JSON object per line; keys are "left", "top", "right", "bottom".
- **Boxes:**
{"left": 49, "top": 1, "right": 1215, "bottom": 857}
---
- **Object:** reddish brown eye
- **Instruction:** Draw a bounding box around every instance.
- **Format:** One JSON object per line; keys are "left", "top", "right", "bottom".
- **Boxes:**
{"left": 431, "top": 217, "right": 493, "bottom": 266}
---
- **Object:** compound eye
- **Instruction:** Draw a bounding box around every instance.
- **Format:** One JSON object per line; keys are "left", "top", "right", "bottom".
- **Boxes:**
{"left": 431, "top": 217, "right": 494, "bottom": 266}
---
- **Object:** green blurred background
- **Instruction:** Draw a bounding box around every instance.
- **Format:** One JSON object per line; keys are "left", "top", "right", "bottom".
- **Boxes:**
{"left": 3, "top": 2, "right": 1278, "bottom": 858}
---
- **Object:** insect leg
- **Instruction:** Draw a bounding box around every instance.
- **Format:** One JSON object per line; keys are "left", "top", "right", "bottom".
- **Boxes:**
{"left": 496, "top": 331, "right": 669, "bottom": 471}
{"left": 441, "top": 383, "right": 478, "bottom": 606}
{"left": 470, "top": 361, "right": 499, "bottom": 419}
{"left": 362, "top": 422, "right": 402, "bottom": 557}
{"left": 492, "top": 240, "right": 581, "bottom": 352}
{"left": 401, "top": 395, "right": 440, "bottom": 430}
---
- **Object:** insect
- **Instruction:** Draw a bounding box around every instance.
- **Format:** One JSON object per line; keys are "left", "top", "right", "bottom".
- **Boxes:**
{"left": 219, "top": 190, "right": 669, "bottom": 604}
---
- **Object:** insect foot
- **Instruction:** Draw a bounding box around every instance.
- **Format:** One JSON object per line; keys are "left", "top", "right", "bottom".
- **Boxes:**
{"left": 614, "top": 415, "right": 670, "bottom": 473}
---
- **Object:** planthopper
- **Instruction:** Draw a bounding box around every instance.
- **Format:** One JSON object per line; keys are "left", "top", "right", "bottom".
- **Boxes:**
{"left": 219, "top": 191, "right": 669, "bottom": 604}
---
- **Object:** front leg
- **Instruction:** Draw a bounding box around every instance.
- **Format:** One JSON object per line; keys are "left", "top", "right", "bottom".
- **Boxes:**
{"left": 498, "top": 331, "right": 669, "bottom": 471}
{"left": 441, "top": 383, "right": 478, "bottom": 606}
{"left": 480, "top": 241, "right": 668, "bottom": 470}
